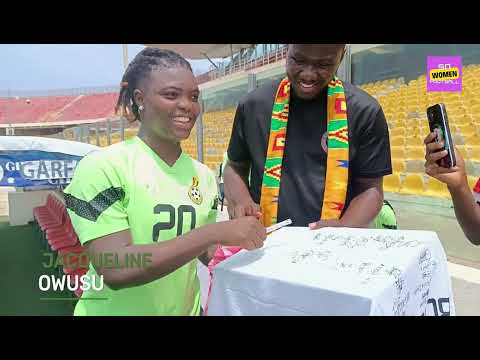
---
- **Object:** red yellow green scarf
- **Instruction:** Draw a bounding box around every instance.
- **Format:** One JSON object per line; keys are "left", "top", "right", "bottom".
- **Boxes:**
{"left": 260, "top": 76, "right": 349, "bottom": 227}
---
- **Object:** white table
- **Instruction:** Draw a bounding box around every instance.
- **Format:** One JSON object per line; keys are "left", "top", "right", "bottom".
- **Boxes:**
{"left": 207, "top": 227, "right": 455, "bottom": 316}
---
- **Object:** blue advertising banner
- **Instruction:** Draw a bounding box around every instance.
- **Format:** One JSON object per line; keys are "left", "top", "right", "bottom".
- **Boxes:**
{"left": 0, "top": 137, "right": 99, "bottom": 187}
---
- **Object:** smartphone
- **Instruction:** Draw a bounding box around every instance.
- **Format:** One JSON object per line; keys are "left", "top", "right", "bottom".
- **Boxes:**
{"left": 426, "top": 103, "right": 456, "bottom": 168}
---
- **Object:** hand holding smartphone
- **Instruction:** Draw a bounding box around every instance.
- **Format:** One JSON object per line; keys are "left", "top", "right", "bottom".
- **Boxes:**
{"left": 426, "top": 103, "right": 457, "bottom": 168}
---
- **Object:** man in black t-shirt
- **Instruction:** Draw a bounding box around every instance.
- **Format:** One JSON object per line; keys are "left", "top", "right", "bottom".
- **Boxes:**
{"left": 224, "top": 44, "right": 392, "bottom": 229}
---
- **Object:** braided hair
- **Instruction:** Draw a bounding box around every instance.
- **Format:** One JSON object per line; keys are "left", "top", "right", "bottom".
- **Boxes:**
{"left": 115, "top": 47, "right": 193, "bottom": 122}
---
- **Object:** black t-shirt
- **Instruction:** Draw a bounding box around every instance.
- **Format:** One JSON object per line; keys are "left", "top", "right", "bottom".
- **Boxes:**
{"left": 227, "top": 78, "right": 392, "bottom": 227}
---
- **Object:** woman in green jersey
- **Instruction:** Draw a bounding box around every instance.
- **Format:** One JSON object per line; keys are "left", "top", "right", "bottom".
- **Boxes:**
{"left": 64, "top": 48, "right": 266, "bottom": 316}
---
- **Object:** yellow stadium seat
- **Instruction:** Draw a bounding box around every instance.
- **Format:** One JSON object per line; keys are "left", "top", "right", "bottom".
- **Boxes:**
{"left": 470, "top": 146, "right": 480, "bottom": 161}
{"left": 390, "top": 127, "right": 406, "bottom": 137}
{"left": 407, "top": 105, "right": 418, "bottom": 113}
{"left": 399, "top": 174, "right": 425, "bottom": 195}
{"left": 444, "top": 92, "right": 460, "bottom": 99}
{"left": 446, "top": 101, "right": 462, "bottom": 108}
{"left": 383, "top": 174, "right": 401, "bottom": 193}
{"left": 470, "top": 104, "right": 480, "bottom": 115}
{"left": 465, "top": 135, "right": 480, "bottom": 146}
{"left": 467, "top": 98, "right": 480, "bottom": 107}
{"left": 445, "top": 101, "right": 462, "bottom": 110}
{"left": 424, "top": 177, "right": 451, "bottom": 198}
{"left": 392, "top": 159, "right": 406, "bottom": 173}
{"left": 408, "top": 127, "right": 420, "bottom": 138}
{"left": 405, "top": 136, "right": 424, "bottom": 147}
{"left": 454, "top": 114, "right": 471, "bottom": 125}
{"left": 459, "top": 113, "right": 473, "bottom": 125}
{"left": 391, "top": 146, "right": 406, "bottom": 159}
{"left": 390, "top": 136, "right": 405, "bottom": 147}
{"left": 388, "top": 121, "right": 399, "bottom": 129}
{"left": 406, "top": 146, "right": 425, "bottom": 160}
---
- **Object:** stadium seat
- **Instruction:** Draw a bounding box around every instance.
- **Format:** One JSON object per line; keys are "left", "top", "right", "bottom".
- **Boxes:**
{"left": 406, "top": 146, "right": 425, "bottom": 160}
{"left": 452, "top": 114, "right": 470, "bottom": 126}
{"left": 383, "top": 174, "right": 401, "bottom": 193}
{"left": 390, "top": 136, "right": 405, "bottom": 147}
{"left": 392, "top": 159, "right": 406, "bottom": 173}
{"left": 466, "top": 98, "right": 480, "bottom": 107}
{"left": 465, "top": 135, "right": 480, "bottom": 146}
{"left": 390, "top": 127, "right": 406, "bottom": 137}
{"left": 33, "top": 195, "right": 54, "bottom": 222}
{"left": 470, "top": 104, "right": 480, "bottom": 114}
{"left": 399, "top": 174, "right": 425, "bottom": 195}
{"left": 56, "top": 93, "right": 117, "bottom": 122}
{"left": 424, "top": 178, "right": 451, "bottom": 198}
{"left": 408, "top": 127, "right": 421, "bottom": 138}
{"left": 0, "top": 96, "right": 76, "bottom": 124}
{"left": 391, "top": 146, "right": 406, "bottom": 159}
{"left": 34, "top": 194, "right": 66, "bottom": 232}
{"left": 47, "top": 215, "right": 79, "bottom": 251}
{"left": 406, "top": 136, "right": 424, "bottom": 147}
{"left": 470, "top": 146, "right": 480, "bottom": 161}
{"left": 455, "top": 125, "right": 470, "bottom": 136}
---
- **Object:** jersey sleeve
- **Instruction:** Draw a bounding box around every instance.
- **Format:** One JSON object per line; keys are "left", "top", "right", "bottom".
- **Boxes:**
{"left": 352, "top": 106, "right": 393, "bottom": 178}
{"left": 63, "top": 153, "right": 130, "bottom": 245}
{"left": 205, "top": 168, "right": 219, "bottom": 225}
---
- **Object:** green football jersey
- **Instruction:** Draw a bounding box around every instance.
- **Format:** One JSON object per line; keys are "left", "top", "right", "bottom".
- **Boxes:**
{"left": 373, "top": 200, "right": 398, "bottom": 230}
{"left": 64, "top": 136, "right": 218, "bottom": 316}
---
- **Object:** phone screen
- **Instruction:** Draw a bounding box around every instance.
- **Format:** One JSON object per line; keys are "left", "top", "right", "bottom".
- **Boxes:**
{"left": 433, "top": 127, "right": 444, "bottom": 143}
{"left": 427, "top": 103, "right": 456, "bottom": 168}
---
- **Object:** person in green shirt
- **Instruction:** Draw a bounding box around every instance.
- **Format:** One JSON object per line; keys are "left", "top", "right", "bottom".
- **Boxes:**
{"left": 372, "top": 200, "right": 398, "bottom": 230}
{"left": 63, "top": 48, "right": 266, "bottom": 316}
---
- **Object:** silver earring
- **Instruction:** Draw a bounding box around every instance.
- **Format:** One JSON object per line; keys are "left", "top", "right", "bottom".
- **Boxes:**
{"left": 138, "top": 105, "right": 144, "bottom": 112}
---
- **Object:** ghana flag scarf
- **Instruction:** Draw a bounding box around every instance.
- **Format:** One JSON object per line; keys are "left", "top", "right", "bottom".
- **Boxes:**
{"left": 260, "top": 76, "right": 349, "bottom": 227}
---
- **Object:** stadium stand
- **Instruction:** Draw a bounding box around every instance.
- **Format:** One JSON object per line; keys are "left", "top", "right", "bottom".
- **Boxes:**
{"left": 424, "top": 177, "right": 451, "bottom": 198}
{"left": 55, "top": 93, "right": 117, "bottom": 122}
{"left": 399, "top": 173, "right": 425, "bottom": 196}
{"left": 357, "top": 63, "right": 480, "bottom": 199}
{"left": 2, "top": 55, "right": 480, "bottom": 199}
{"left": 383, "top": 174, "right": 401, "bottom": 193}
{"left": 201, "top": 108, "right": 235, "bottom": 170}
{"left": 0, "top": 94, "right": 116, "bottom": 125}
{"left": 0, "top": 96, "right": 77, "bottom": 124}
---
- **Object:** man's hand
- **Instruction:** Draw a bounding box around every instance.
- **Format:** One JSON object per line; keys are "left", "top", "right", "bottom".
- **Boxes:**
{"left": 228, "top": 201, "right": 262, "bottom": 220}
{"left": 217, "top": 216, "right": 266, "bottom": 250}
{"left": 308, "top": 219, "right": 343, "bottom": 230}
{"left": 424, "top": 132, "right": 468, "bottom": 190}
{"left": 223, "top": 159, "right": 262, "bottom": 220}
